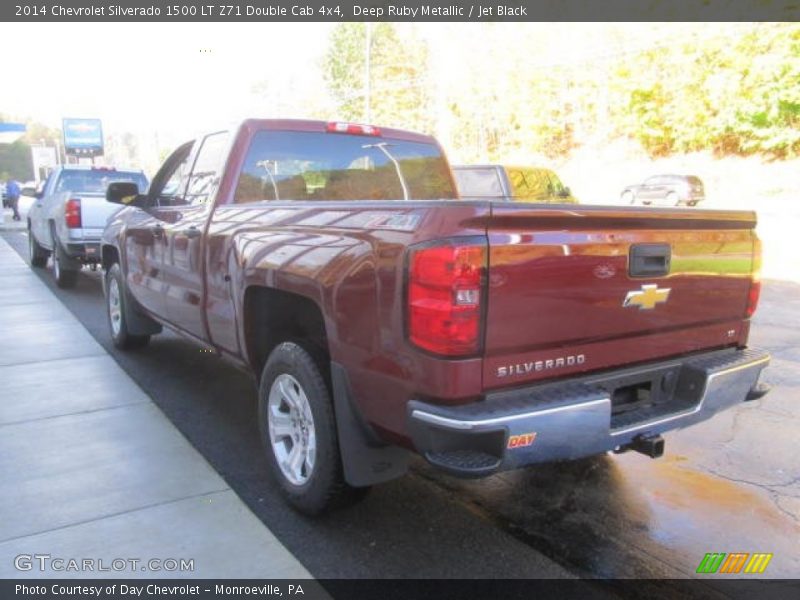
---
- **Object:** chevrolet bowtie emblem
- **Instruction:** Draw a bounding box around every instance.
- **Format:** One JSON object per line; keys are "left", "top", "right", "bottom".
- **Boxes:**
{"left": 623, "top": 284, "right": 671, "bottom": 310}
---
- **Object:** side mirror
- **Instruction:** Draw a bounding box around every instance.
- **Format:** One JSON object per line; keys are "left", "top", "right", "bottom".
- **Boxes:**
{"left": 106, "top": 181, "right": 145, "bottom": 206}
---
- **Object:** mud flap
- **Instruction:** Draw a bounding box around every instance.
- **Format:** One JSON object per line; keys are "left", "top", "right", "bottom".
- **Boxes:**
{"left": 331, "top": 362, "right": 410, "bottom": 487}
{"left": 123, "top": 292, "right": 163, "bottom": 336}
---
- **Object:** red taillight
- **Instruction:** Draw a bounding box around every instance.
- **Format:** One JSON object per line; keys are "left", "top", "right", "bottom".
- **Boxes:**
{"left": 326, "top": 122, "right": 381, "bottom": 136}
{"left": 408, "top": 241, "right": 486, "bottom": 356}
{"left": 745, "top": 280, "right": 761, "bottom": 318}
{"left": 65, "top": 198, "right": 81, "bottom": 229}
{"left": 746, "top": 236, "right": 762, "bottom": 318}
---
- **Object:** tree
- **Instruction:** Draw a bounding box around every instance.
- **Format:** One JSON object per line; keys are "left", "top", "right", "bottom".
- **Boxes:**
{"left": 323, "top": 23, "right": 433, "bottom": 131}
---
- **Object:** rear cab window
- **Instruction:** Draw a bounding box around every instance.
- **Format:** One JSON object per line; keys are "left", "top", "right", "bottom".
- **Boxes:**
{"left": 452, "top": 167, "right": 504, "bottom": 198}
{"left": 234, "top": 130, "right": 456, "bottom": 203}
{"left": 55, "top": 169, "right": 148, "bottom": 194}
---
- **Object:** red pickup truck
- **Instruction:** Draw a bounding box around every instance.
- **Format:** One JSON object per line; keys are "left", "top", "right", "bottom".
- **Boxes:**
{"left": 101, "top": 119, "right": 769, "bottom": 514}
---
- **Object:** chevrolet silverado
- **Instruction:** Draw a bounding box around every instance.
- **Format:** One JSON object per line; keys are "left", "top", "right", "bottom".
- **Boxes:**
{"left": 100, "top": 119, "right": 769, "bottom": 514}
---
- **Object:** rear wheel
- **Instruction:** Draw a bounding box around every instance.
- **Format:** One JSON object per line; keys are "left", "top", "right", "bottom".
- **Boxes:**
{"left": 106, "top": 263, "right": 150, "bottom": 350}
{"left": 53, "top": 241, "right": 79, "bottom": 288}
{"left": 259, "top": 342, "right": 369, "bottom": 515}
{"left": 28, "top": 228, "right": 49, "bottom": 268}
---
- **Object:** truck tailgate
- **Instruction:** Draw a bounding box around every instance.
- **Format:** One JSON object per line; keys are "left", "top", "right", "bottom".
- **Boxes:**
{"left": 484, "top": 205, "right": 757, "bottom": 388}
{"left": 73, "top": 193, "right": 122, "bottom": 237}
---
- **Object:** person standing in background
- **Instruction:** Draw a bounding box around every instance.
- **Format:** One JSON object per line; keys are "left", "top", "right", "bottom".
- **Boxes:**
{"left": 5, "top": 178, "right": 21, "bottom": 221}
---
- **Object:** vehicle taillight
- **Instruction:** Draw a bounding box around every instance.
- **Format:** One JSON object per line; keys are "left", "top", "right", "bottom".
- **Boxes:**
{"left": 65, "top": 198, "right": 81, "bottom": 229}
{"left": 326, "top": 122, "right": 381, "bottom": 136}
{"left": 746, "top": 236, "right": 762, "bottom": 318}
{"left": 408, "top": 240, "right": 486, "bottom": 356}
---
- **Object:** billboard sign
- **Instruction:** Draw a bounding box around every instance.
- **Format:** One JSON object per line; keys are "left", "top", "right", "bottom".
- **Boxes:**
{"left": 62, "top": 118, "right": 103, "bottom": 156}
{"left": 0, "top": 122, "right": 26, "bottom": 144}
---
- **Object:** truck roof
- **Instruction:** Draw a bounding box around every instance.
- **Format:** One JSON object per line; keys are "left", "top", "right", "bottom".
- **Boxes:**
{"left": 237, "top": 118, "right": 438, "bottom": 145}
{"left": 55, "top": 165, "right": 144, "bottom": 173}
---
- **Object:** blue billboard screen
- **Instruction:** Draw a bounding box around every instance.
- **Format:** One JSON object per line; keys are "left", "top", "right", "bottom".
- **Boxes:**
{"left": 63, "top": 118, "right": 103, "bottom": 155}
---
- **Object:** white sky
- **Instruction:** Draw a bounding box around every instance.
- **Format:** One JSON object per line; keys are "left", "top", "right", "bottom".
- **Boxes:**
{"left": 0, "top": 21, "right": 749, "bottom": 169}
{"left": 0, "top": 23, "right": 335, "bottom": 149}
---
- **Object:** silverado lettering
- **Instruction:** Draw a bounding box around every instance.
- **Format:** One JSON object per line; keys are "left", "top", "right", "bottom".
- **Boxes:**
{"left": 98, "top": 118, "right": 770, "bottom": 515}
{"left": 497, "top": 354, "right": 587, "bottom": 378}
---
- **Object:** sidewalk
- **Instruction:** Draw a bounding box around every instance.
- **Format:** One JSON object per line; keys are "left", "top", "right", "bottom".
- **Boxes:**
{"left": 0, "top": 235, "right": 312, "bottom": 579}
{"left": 0, "top": 207, "right": 26, "bottom": 231}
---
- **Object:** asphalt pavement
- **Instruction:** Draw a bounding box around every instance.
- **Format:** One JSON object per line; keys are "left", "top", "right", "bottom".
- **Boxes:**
{"left": 1, "top": 225, "right": 798, "bottom": 595}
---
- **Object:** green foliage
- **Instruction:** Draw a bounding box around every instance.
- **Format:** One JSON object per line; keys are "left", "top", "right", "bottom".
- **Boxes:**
{"left": 0, "top": 114, "right": 61, "bottom": 180}
{"left": 323, "top": 23, "right": 433, "bottom": 131}
{"left": 322, "top": 23, "right": 800, "bottom": 161}
{"left": 612, "top": 24, "right": 800, "bottom": 158}
{"left": 0, "top": 142, "right": 34, "bottom": 181}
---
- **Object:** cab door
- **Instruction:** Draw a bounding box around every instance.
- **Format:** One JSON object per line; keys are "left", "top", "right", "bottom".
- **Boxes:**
{"left": 161, "top": 131, "right": 230, "bottom": 340}
{"left": 123, "top": 142, "right": 194, "bottom": 317}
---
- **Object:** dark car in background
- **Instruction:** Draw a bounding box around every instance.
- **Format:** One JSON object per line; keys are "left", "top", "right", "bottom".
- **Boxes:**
{"left": 453, "top": 164, "right": 578, "bottom": 204}
{"left": 621, "top": 174, "right": 705, "bottom": 207}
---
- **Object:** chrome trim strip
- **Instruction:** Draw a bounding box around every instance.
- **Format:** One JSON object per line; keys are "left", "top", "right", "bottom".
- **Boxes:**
{"left": 610, "top": 354, "right": 769, "bottom": 436}
{"left": 411, "top": 398, "right": 610, "bottom": 431}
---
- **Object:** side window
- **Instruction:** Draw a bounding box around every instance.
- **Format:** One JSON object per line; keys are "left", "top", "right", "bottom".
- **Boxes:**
{"left": 184, "top": 132, "right": 230, "bottom": 206}
{"left": 158, "top": 157, "right": 191, "bottom": 206}
{"left": 508, "top": 168, "right": 551, "bottom": 199}
{"left": 148, "top": 141, "right": 195, "bottom": 207}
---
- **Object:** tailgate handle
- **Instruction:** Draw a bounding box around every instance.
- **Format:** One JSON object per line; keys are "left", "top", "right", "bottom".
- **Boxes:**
{"left": 629, "top": 244, "right": 671, "bottom": 277}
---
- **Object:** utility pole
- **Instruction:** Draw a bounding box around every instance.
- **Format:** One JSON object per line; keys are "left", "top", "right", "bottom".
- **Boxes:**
{"left": 365, "top": 22, "right": 372, "bottom": 122}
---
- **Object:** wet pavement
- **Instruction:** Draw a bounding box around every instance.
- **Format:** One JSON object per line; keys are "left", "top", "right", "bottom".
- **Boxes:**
{"left": 2, "top": 229, "right": 798, "bottom": 591}
{"left": 416, "top": 279, "right": 800, "bottom": 582}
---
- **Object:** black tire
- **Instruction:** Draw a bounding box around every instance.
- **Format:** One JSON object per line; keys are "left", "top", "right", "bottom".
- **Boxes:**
{"left": 105, "top": 263, "right": 150, "bottom": 350}
{"left": 28, "top": 227, "right": 50, "bottom": 268}
{"left": 53, "top": 241, "right": 79, "bottom": 288}
{"left": 258, "top": 342, "right": 369, "bottom": 515}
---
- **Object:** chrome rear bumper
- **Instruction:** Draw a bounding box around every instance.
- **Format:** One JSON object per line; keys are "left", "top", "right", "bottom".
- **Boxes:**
{"left": 408, "top": 348, "right": 770, "bottom": 477}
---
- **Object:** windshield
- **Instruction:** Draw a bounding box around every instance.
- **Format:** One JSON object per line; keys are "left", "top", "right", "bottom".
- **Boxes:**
{"left": 55, "top": 170, "right": 149, "bottom": 194}
{"left": 234, "top": 130, "right": 456, "bottom": 203}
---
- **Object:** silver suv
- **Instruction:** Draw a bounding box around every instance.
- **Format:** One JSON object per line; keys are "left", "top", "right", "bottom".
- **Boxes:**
{"left": 621, "top": 174, "right": 705, "bottom": 207}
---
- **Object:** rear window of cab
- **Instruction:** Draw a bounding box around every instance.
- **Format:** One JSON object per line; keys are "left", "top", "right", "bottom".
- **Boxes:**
{"left": 234, "top": 130, "right": 456, "bottom": 203}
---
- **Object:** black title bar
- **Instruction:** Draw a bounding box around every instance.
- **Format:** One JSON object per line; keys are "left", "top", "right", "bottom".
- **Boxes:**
{"left": 3, "top": 0, "right": 799, "bottom": 22}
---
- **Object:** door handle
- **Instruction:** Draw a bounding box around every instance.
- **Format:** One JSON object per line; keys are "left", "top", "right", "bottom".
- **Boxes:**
{"left": 629, "top": 243, "right": 671, "bottom": 278}
{"left": 184, "top": 226, "right": 201, "bottom": 239}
